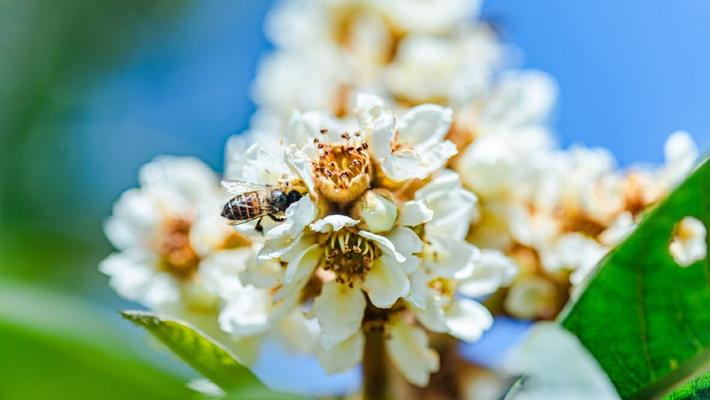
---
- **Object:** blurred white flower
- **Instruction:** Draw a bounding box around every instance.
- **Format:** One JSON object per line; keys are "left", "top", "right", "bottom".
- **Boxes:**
{"left": 669, "top": 216, "right": 707, "bottom": 267}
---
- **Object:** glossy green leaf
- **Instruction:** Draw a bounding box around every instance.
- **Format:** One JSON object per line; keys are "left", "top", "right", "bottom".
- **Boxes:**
{"left": 560, "top": 159, "right": 710, "bottom": 399}
{"left": 122, "top": 311, "right": 308, "bottom": 399}
{"left": 665, "top": 373, "right": 710, "bottom": 400}
{"left": 0, "top": 281, "right": 192, "bottom": 400}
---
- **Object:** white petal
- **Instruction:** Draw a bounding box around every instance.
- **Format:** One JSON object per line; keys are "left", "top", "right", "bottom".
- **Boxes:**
{"left": 284, "top": 146, "right": 316, "bottom": 193}
{"left": 309, "top": 215, "right": 360, "bottom": 233}
{"left": 386, "top": 317, "right": 439, "bottom": 387}
{"left": 313, "top": 281, "right": 366, "bottom": 350}
{"left": 274, "top": 244, "right": 322, "bottom": 304}
{"left": 284, "top": 240, "right": 318, "bottom": 283}
{"left": 138, "top": 156, "right": 218, "bottom": 211}
{"left": 371, "top": 113, "right": 397, "bottom": 159}
{"left": 103, "top": 189, "right": 159, "bottom": 250}
{"left": 361, "top": 255, "right": 410, "bottom": 308}
{"left": 219, "top": 286, "right": 270, "bottom": 337}
{"left": 444, "top": 298, "right": 493, "bottom": 342}
{"left": 317, "top": 331, "right": 365, "bottom": 374}
{"left": 415, "top": 140, "right": 458, "bottom": 175}
{"left": 407, "top": 268, "right": 430, "bottom": 310}
{"left": 358, "top": 230, "right": 406, "bottom": 263}
{"left": 398, "top": 104, "right": 453, "bottom": 147}
{"left": 267, "top": 195, "right": 317, "bottom": 239}
{"left": 458, "top": 249, "right": 518, "bottom": 298}
{"left": 355, "top": 93, "right": 387, "bottom": 127}
{"left": 398, "top": 200, "right": 433, "bottom": 226}
{"left": 385, "top": 227, "right": 423, "bottom": 273}
{"left": 412, "top": 293, "right": 447, "bottom": 333}
{"left": 382, "top": 151, "right": 428, "bottom": 182}
{"left": 424, "top": 236, "right": 479, "bottom": 280}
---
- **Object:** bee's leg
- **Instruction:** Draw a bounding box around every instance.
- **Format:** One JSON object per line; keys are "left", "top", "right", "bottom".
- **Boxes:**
{"left": 255, "top": 217, "right": 265, "bottom": 235}
{"left": 267, "top": 214, "right": 286, "bottom": 222}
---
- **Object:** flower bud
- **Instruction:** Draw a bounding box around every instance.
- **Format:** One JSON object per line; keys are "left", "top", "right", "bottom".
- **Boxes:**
{"left": 353, "top": 190, "right": 398, "bottom": 233}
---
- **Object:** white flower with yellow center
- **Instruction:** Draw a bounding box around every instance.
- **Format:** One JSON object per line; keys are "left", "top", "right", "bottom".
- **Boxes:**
{"left": 100, "top": 156, "right": 263, "bottom": 363}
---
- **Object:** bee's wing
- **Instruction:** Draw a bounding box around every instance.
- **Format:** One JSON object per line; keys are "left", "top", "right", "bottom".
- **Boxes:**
{"left": 220, "top": 179, "right": 270, "bottom": 195}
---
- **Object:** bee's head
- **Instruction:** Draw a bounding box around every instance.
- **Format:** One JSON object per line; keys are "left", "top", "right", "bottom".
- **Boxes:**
{"left": 287, "top": 190, "right": 302, "bottom": 205}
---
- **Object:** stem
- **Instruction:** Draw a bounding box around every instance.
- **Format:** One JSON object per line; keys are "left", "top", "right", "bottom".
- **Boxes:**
{"left": 362, "top": 330, "right": 388, "bottom": 400}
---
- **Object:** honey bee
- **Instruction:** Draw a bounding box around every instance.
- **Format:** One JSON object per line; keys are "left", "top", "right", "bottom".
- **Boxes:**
{"left": 220, "top": 180, "right": 302, "bottom": 233}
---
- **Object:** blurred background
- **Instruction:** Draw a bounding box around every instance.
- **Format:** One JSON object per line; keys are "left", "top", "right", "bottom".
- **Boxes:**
{"left": 1, "top": 0, "right": 708, "bottom": 398}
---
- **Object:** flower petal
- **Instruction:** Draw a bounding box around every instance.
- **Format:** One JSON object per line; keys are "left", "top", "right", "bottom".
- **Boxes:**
{"left": 361, "top": 255, "right": 410, "bottom": 308}
{"left": 317, "top": 331, "right": 364, "bottom": 374}
{"left": 284, "top": 146, "right": 316, "bottom": 193}
{"left": 458, "top": 249, "right": 518, "bottom": 298}
{"left": 382, "top": 151, "right": 428, "bottom": 182}
{"left": 407, "top": 268, "right": 430, "bottom": 310}
{"left": 355, "top": 93, "right": 387, "bottom": 127}
{"left": 309, "top": 215, "right": 360, "bottom": 233}
{"left": 313, "top": 281, "right": 367, "bottom": 350}
{"left": 398, "top": 104, "right": 453, "bottom": 147}
{"left": 358, "top": 230, "right": 406, "bottom": 263}
{"left": 398, "top": 200, "right": 433, "bottom": 227}
{"left": 218, "top": 286, "right": 270, "bottom": 337}
{"left": 444, "top": 298, "right": 493, "bottom": 342}
{"left": 412, "top": 294, "right": 447, "bottom": 333}
{"left": 416, "top": 140, "right": 458, "bottom": 175}
{"left": 370, "top": 113, "right": 397, "bottom": 159}
{"left": 424, "top": 236, "right": 479, "bottom": 280}
{"left": 268, "top": 195, "right": 318, "bottom": 239}
{"left": 386, "top": 317, "right": 439, "bottom": 387}
{"left": 274, "top": 244, "right": 322, "bottom": 304}
{"left": 385, "top": 227, "right": 423, "bottom": 273}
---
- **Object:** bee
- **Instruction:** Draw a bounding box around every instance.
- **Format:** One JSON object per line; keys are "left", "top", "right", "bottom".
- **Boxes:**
{"left": 220, "top": 180, "right": 303, "bottom": 234}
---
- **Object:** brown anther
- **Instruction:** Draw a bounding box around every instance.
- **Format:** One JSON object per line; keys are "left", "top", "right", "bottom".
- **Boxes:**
{"left": 320, "top": 128, "right": 328, "bottom": 134}
{"left": 362, "top": 142, "right": 369, "bottom": 149}
{"left": 354, "top": 131, "right": 361, "bottom": 137}
{"left": 341, "top": 132, "right": 350, "bottom": 140}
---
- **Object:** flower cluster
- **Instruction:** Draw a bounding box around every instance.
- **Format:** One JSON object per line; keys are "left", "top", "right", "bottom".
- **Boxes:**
{"left": 221, "top": 96, "right": 514, "bottom": 386}
{"left": 100, "top": 0, "right": 704, "bottom": 395}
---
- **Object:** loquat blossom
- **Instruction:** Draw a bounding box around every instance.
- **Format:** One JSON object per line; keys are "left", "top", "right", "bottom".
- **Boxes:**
{"left": 220, "top": 96, "right": 515, "bottom": 386}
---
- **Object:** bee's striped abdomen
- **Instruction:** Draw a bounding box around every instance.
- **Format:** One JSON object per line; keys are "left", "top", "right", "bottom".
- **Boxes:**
{"left": 222, "top": 191, "right": 263, "bottom": 221}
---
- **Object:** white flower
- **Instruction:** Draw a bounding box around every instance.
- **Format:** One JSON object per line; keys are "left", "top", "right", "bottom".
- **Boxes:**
{"left": 669, "top": 216, "right": 707, "bottom": 267}
{"left": 383, "top": 29, "right": 500, "bottom": 104}
{"left": 101, "top": 157, "right": 250, "bottom": 313}
{"left": 355, "top": 94, "right": 457, "bottom": 182}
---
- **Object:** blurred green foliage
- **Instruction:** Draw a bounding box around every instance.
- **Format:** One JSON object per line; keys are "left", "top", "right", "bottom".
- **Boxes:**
{"left": 0, "top": 1, "right": 204, "bottom": 398}
{"left": 0, "top": 0, "right": 188, "bottom": 288}
{"left": 0, "top": 280, "right": 194, "bottom": 399}
{"left": 561, "top": 159, "right": 710, "bottom": 399}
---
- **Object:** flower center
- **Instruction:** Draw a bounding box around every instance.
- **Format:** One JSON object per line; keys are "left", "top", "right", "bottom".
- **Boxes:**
{"left": 157, "top": 218, "right": 200, "bottom": 280}
{"left": 321, "top": 229, "right": 381, "bottom": 286}
{"left": 313, "top": 133, "right": 372, "bottom": 204}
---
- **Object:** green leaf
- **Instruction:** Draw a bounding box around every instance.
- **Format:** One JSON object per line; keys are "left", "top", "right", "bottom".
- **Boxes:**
{"left": 665, "top": 373, "right": 710, "bottom": 400}
{"left": 122, "top": 311, "right": 308, "bottom": 399}
{"left": 560, "top": 159, "right": 710, "bottom": 399}
{"left": 0, "top": 280, "right": 192, "bottom": 400}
